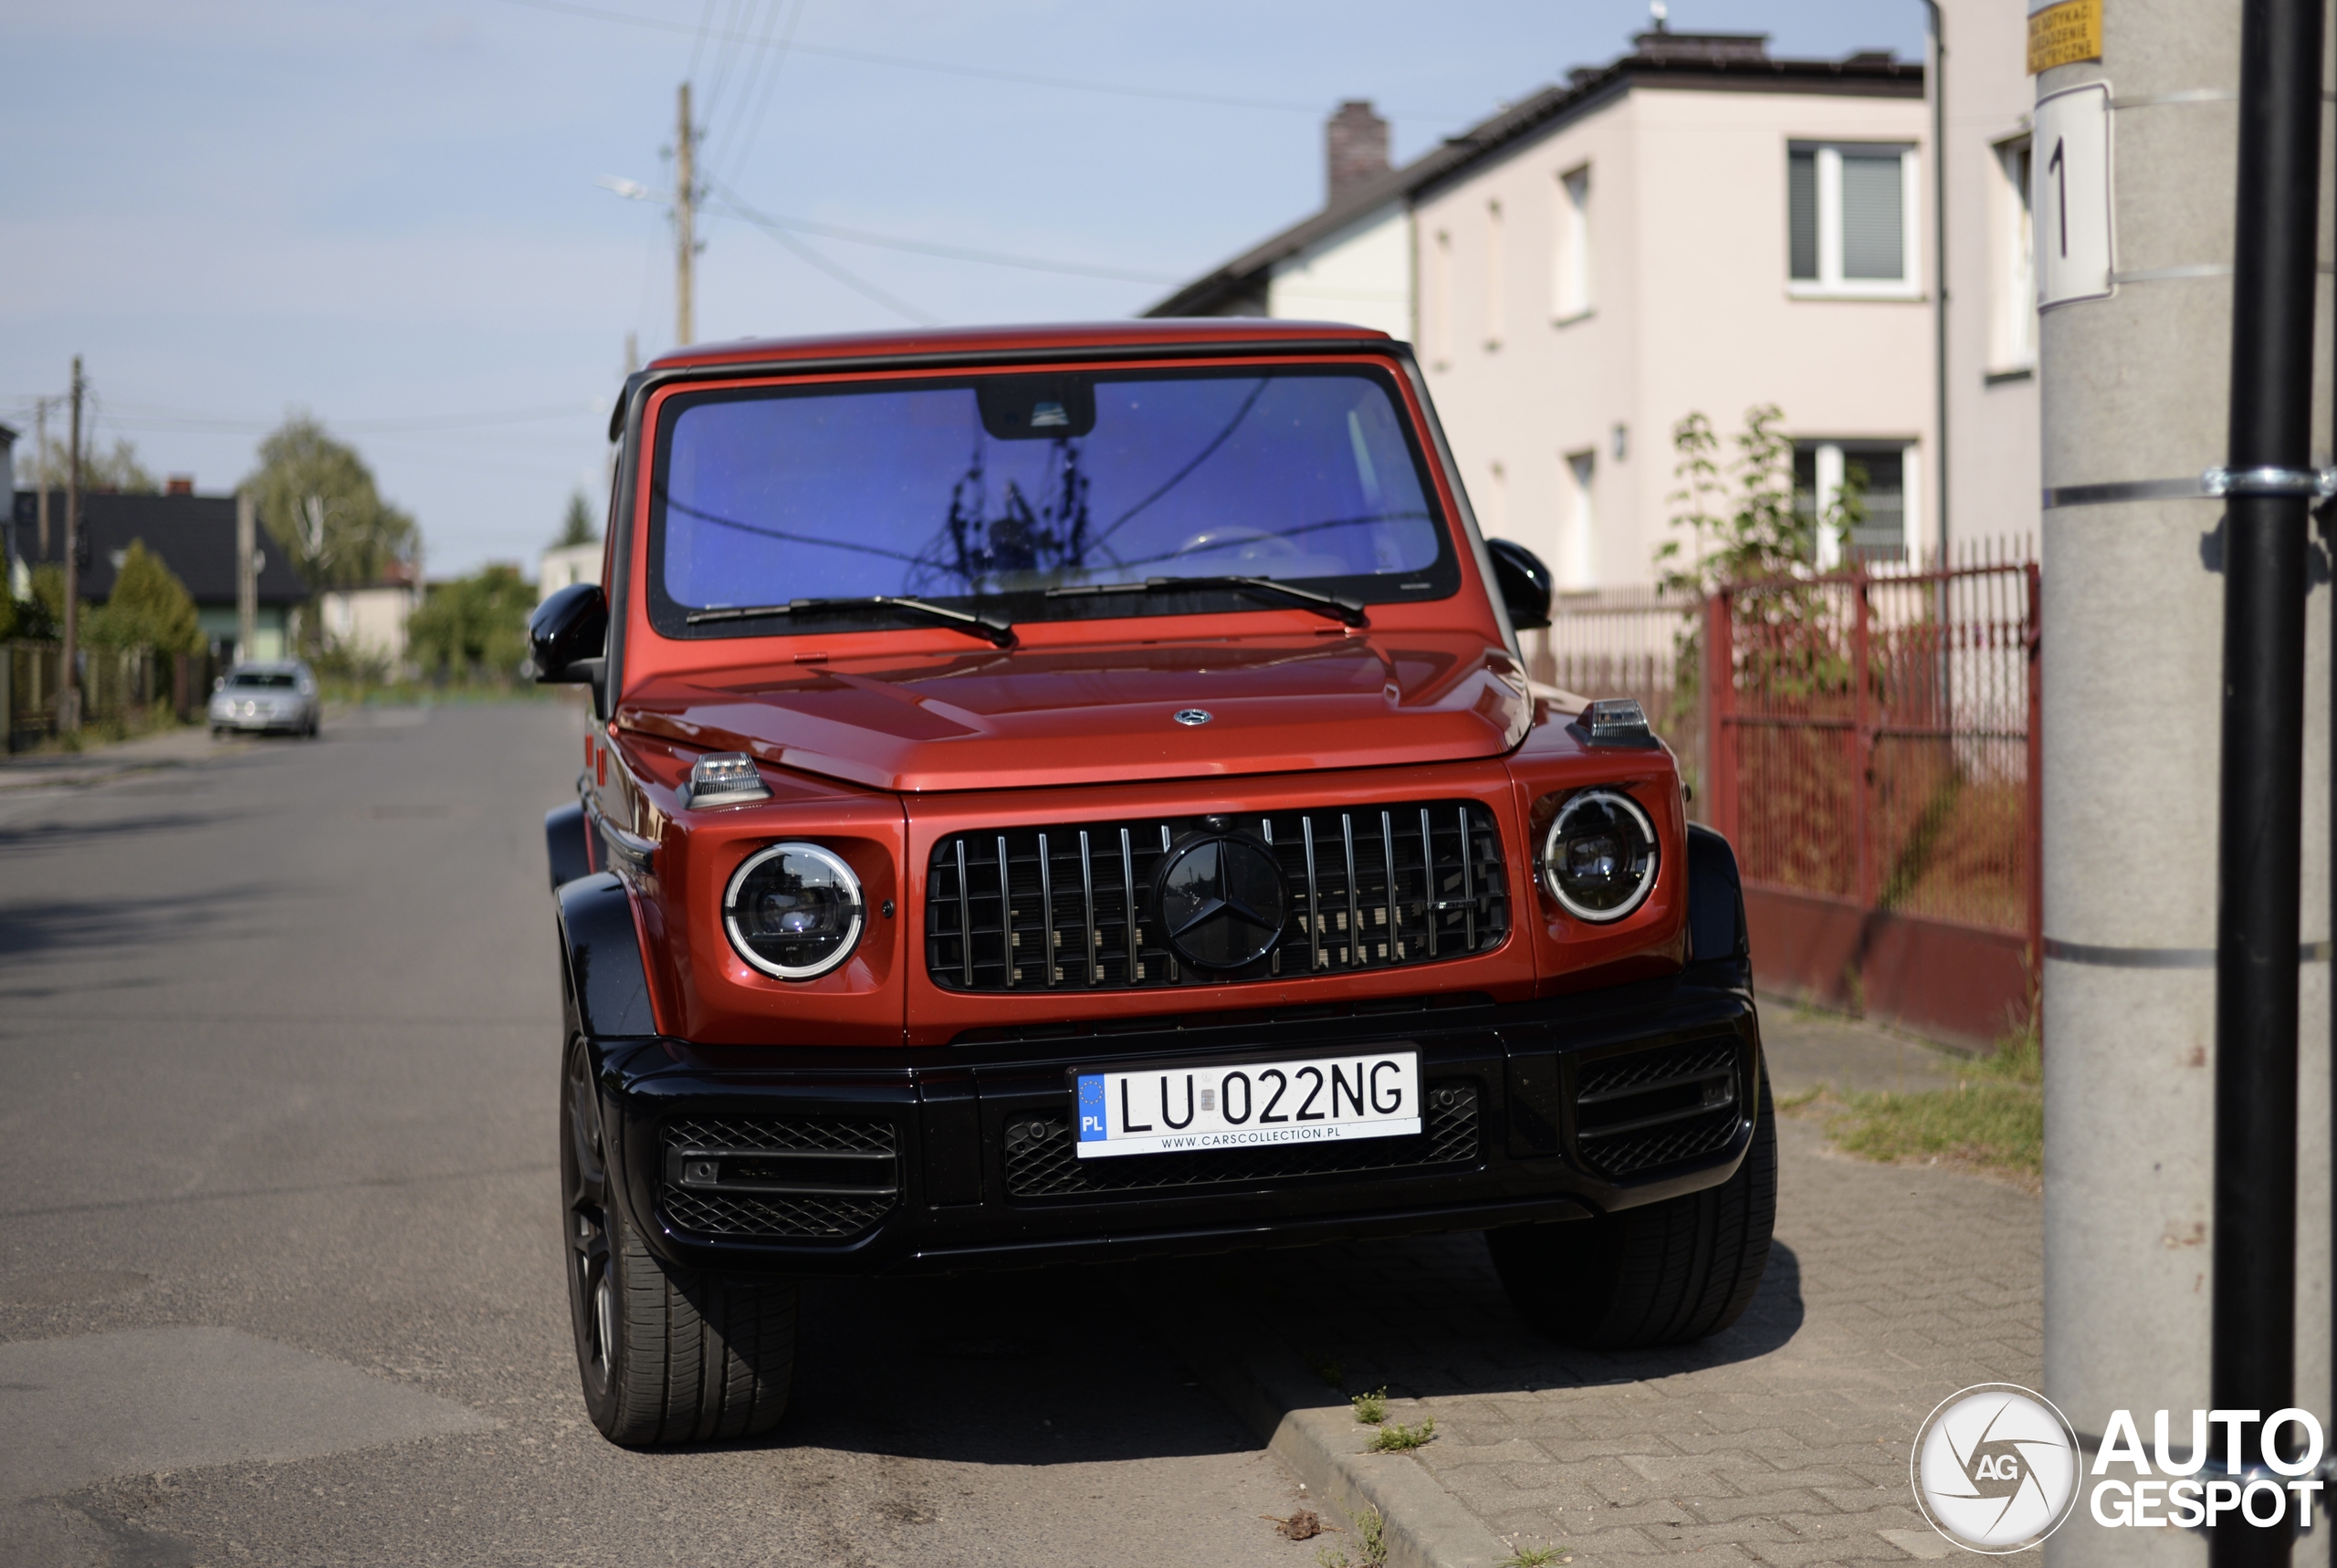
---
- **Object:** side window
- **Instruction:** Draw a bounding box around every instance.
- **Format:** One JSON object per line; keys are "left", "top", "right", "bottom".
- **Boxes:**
{"left": 1991, "top": 137, "right": 2038, "bottom": 372}
{"left": 1555, "top": 166, "right": 1592, "bottom": 321}
{"left": 1787, "top": 142, "right": 1918, "bottom": 296}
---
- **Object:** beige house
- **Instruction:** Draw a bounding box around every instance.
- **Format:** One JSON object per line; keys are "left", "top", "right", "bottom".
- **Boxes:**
{"left": 1938, "top": 0, "right": 2039, "bottom": 554}
{"left": 1151, "top": 30, "right": 1934, "bottom": 591}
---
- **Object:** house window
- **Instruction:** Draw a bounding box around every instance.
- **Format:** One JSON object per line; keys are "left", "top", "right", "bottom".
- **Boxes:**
{"left": 1561, "top": 450, "right": 1597, "bottom": 590}
{"left": 1429, "top": 229, "right": 1452, "bottom": 367}
{"left": 1483, "top": 200, "right": 1504, "bottom": 350}
{"left": 1787, "top": 143, "right": 1919, "bottom": 296}
{"left": 1795, "top": 441, "right": 1912, "bottom": 567}
{"left": 1554, "top": 167, "right": 1592, "bottom": 320}
{"left": 1991, "top": 137, "right": 2037, "bottom": 372}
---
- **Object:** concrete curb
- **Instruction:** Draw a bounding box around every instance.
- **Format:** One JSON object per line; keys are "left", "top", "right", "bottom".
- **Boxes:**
{"left": 1127, "top": 1271, "right": 1514, "bottom": 1568}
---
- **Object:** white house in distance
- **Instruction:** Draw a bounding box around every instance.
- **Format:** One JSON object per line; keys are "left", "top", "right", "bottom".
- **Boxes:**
{"left": 539, "top": 541, "right": 602, "bottom": 603}
{"left": 1149, "top": 27, "right": 1934, "bottom": 594}
{"left": 319, "top": 558, "right": 421, "bottom": 669}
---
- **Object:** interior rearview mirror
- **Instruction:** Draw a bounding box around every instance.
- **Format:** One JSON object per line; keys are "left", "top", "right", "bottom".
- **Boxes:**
{"left": 529, "top": 582, "right": 609, "bottom": 685}
{"left": 1485, "top": 538, "right": 1555, "bottom": 632}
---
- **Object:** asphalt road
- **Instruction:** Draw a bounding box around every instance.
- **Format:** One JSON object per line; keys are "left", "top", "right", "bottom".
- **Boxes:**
{"left": 0, "top": 703, "right": 1317, "bottom": 1568}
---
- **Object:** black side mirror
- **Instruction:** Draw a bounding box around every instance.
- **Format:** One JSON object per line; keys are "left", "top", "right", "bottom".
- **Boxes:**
{"left": 1485, "top": 538, "right": 1554, "bottom": 632}
{"left": 529, "top": 582, "right": 608, "bottom": 685}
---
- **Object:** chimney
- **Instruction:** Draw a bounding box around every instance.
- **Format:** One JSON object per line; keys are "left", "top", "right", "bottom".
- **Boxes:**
{"left": 1326, "top": 100, "right": 1389, "bottom": 205}
{"left": 166, "top": 475, "right": 194, "bottom": 497}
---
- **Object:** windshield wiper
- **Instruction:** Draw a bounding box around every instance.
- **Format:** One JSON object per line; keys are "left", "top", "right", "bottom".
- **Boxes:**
{"left": 686, "top": 595, "right": 1017, "bottom": 647}
{"left": 1045, "top": 575, "right": 1368, "bottom": 627}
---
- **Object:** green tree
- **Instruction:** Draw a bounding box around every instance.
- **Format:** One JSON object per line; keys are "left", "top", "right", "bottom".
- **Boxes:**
{"left": 86, "top": 539, "right": 205, "bottom": 655}
{"left": 554, "top": 489, "right": 600, "bottom": 549}
{"left": 241, "top": 414, "right": 420, "bottom": 591}
{"left": 404, "top": 564, "right": 533, "bottom": 682}
{"left": 31, "top": 434, "right": 159, "bottom": 494}
{"left": 1655, "top": 405, "right": 1863, "bottom": 596}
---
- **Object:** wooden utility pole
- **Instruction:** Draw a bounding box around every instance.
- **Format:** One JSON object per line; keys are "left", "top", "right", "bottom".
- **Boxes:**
{"left": 59, "top": 358, "right": 82, "bottom": 735}
{"left": 236, "top": 491, "right": 257, "bottom": 663}
{"left": 675, "top": 82, "right": 696, "bottom": 347}
{"left": 32, "top": 398, "right": 48, "bottom": 558}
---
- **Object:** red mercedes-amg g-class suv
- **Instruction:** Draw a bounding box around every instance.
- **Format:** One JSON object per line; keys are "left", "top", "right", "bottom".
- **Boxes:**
{"left": 532, "top": 319, "right": 1773, "bottom": 1447}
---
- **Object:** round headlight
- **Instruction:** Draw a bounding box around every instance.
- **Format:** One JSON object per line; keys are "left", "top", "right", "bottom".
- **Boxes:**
{"left": 722, "top": 842, "right": 865, "bottom": 980}
{"left": 1540, "top": 790, "right": 1659, "bottom": 923}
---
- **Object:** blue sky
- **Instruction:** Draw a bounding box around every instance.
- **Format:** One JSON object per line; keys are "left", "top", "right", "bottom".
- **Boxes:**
{"left": 1, "top": 0, "right": 1924, "bottom": 577}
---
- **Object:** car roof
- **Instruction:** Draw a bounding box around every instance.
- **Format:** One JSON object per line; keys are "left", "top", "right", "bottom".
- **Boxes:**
{"left": 228, "top": 660, "right": 309, "bottom": 673}
{"left": 644, "top": 319, "right": 1396, "bottom": 375}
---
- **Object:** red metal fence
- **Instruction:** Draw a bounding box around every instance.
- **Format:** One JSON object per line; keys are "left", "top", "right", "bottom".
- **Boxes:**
{"left": 1539, "top": 548, "right": 2039, "bottom": 1048}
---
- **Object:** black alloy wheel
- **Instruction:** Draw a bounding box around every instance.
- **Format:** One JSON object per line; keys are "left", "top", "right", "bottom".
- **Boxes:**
{"left": 561, "top": 1030, "right": 620, "bottom": 1418}
{"left": 557, "top": 994, "right": 797, "bottom": 1445}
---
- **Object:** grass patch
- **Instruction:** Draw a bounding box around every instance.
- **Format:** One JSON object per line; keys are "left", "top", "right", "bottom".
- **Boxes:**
{"left": 1498, "top": 1546, "right": 1572, "bottom": 1568}
{"left": 1350, "top": 1385, "right": 1388, "bottom": 1424}
{"left": 1367, "top": 1416, "right": 1437, "bottom": 1453}
{"left": 1808, "top": 1030, "right": 2041, "bottom": 1184}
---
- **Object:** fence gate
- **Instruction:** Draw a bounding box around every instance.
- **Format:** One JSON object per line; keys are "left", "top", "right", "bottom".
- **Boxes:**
{"left": 1703, "top": 556, "right": 2040, "bottom": 1046}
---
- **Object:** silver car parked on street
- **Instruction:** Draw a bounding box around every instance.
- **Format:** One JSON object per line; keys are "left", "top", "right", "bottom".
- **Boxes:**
{"left": 209, "top": 661, "right": 320, "bottom": 737}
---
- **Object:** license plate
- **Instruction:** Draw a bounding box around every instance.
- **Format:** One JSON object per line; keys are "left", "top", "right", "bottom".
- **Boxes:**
{"left": 1073, "top": 1051, "right": 1421, "bottom": 1159}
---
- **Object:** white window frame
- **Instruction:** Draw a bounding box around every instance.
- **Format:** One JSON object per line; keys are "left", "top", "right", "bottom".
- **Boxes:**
{"left": 1428, "top": 227, "right": 1453, "bottom": 369}
{"left": 1483, "top": 199, "right": 1504, "bottom": 350}
{"left": 1561, "top": 449, "right": 1598, "bottom": 590}
{"left": 1787, "top": 141, "right": 1922, "bottom": 300}
{"left": 1988, "top": 134, "right": 2038, "bottom": 374}
{"left": 1554, "top": 166, "right": 1592, "bottom": 323}
{"left": 1805, "top": 439, "right": 1920, "bottom": 570}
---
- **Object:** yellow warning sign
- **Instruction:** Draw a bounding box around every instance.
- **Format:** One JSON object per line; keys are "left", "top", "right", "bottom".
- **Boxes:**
{"left": 2028, "top": 0, "right": 2102, "bottom": 74}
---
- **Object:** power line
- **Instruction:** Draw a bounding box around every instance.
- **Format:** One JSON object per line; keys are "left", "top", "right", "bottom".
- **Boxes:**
{"left": 492, "top": 0, "right": 1467, "bottom": 119}
{"left": 727, "top": 208, "right": 941, "bottom": 326}
{"left": 702, "top": 178, "right": 1179, "bottom": 283}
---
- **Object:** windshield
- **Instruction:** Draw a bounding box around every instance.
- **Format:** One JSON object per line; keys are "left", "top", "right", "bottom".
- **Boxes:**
{"left": 228, "top": 672, "right": 299, "bottom": 688}
{"left": 647, "top": 364, "right": 1456, "bottom": 636}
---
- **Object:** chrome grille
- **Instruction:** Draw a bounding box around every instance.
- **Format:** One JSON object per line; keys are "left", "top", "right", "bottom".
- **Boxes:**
{"left": 925, "top": 800, "right": 1505, "bottom": 992}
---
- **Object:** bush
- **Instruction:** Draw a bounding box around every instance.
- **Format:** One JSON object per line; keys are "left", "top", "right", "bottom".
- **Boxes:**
{"left": 86, "top": 539, "right": 205, "bottom": 655}
{"left": 405, "top": 564, "right": 533, "bottom": 684}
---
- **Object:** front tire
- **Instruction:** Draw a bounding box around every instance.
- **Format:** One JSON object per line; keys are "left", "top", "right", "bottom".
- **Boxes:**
{"left": 1488, "top": 1066, "right": 1776, "bottom": 1349}
{"left": 561, "top": 1031, "right": 796, "bottom": 1444}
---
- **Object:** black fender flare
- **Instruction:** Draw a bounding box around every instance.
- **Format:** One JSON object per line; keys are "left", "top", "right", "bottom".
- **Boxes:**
{"left": 1684, "top": 822, "right": 1751, "bottom": 979}
{"left": 555, "top": 873, "right": 658, "bottom": 1040}
{"left": 545, "top": 800, "right": 594, "bottom": 893}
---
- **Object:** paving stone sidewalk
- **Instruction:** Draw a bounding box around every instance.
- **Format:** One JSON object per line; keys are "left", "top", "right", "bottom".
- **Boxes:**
{"left": 1155, "top": 1019, "right": 2033, "bottom": 1565}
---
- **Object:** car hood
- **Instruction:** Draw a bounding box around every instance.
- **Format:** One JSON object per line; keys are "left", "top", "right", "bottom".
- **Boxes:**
{"left": 620, "top": 632, "right": 1535, "bottom": 793}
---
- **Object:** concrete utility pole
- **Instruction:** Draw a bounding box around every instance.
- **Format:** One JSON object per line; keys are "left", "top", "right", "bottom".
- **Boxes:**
{"left": 59, "top": 358, "right": 82, "bottom": 736}
{"left": 2037, "top": 3, "right": 2332, "bottom": 1565}
{"left": 675, "top": 81, "right": 696, "bottom": 348}
{"left": 236, "top": 490, "right": 257, "bottom": 664}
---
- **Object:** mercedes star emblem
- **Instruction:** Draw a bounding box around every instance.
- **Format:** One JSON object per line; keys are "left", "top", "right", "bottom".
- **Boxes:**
{"left": 1154, "top": 833, "right": 1286, "bottom": 971}
{"left": 1174, "top": 708, "right": 1212, "bottom": 726}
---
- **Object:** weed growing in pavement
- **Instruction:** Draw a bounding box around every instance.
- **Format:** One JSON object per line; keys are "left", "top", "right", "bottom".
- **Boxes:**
{"left": 1313, "top": 1506, "right": 1389, "bottom": 1568}
{"left": 1350, "top": 1385, "right": 1389, "bottom": 1424}
{"left": 1803, "top": 1027, "right": 2042, "bottom": 1185}
{"left": 1497, "top": 1545, "right": 1571, "bottom": 1567}
{"left": 1368, "top": 1416, "right": 1437, "bottom": 1453}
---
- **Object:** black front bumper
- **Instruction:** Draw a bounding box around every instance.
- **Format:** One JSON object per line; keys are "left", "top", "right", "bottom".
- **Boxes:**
{"left": 584, "top": 966, "right": 1763, "bottom": 1277}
